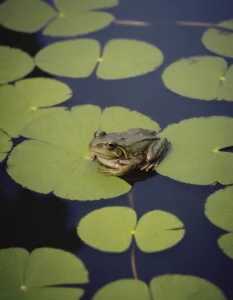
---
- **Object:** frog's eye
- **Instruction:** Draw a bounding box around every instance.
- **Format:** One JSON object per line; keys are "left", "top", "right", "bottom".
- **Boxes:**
{"left": 106, "top": 142, "right": 115, "bottom": 150}
{"left": 94, "top": 130, "right": 106, "bottom": 138}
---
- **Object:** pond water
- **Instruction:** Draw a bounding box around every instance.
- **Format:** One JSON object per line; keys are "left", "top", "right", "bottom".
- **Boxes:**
{"left": 1, "top": 0, "right": 233, "bottom": 299}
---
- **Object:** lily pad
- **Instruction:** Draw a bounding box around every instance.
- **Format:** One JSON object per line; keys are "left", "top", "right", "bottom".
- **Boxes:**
{"left": 93, "top": 279, "right": 151, "bottom": 300}
{"left": 162, "top": 56, "right": 233, "bottom": 101}
{"left": 0, "top": 0, "right": 57, "bottom": 33}
{"left": 96, "top": 39, "right": 164, "bottom": 79}
{"left": 0, "top": 130, "right": 12, "bottom": 163}
{"left": 77, "top": 207, "right": 184, "bottom": 252}
{"left": 44, "top": 0, "right": 118, "bottom": 37}
{"left": 135, "top": 210, "right": 185, "bottom": 252}
{"left": 149, "top": 274, "right": 226, "bottom": 300}
{"left": 218, "top": 232, "right": 233, "bottom": 259}
{"left": 35, "top": 39, "right": 101, "bottom": 78}
{"left": 0, "top": 46, "right": 35, "bottom": 84}
{"left": 202, "top": 19, "right": 233, "bottom": 58}
{"left": 92, "top": 275, "right": 226, "bottom": 300}
{"left": 7, "top": 105, "right": 159, "bottom": 200}
{"left": 0, "top": 78, "right": 71, "bottom": 137}
{"left": 157, "top": 116, "right": 233, "bottom": 185}
{"left": 0, "top": 247, "right": 88, "bottom": 300}
{"left": 35, "top": 39, "right": 164, "bottom": 80}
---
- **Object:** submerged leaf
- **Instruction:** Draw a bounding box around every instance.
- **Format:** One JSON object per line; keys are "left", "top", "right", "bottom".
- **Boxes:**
{"left": 150, "top": 274, "right": 226, "bottom": 300}
{"left": 93, "top": 279, "right": 151, "bottom": 300}
{"left": 0, "top": 248, "right": 88, "bottom": 300}
{"left": 0, "top": 78, "right": 71, "bottom": 137}
{"left": 157, "top": 116, "right": 233, "bottom": 185}
{"left": 0, "top": 46, "right": 35, "bottom": 84}
{"left": 0, "top": 130, "right": 12, "bottom": 163}
{"left": 0, "top": 0, "right": 56, "bottom": 33}
{"left": 8, "top": 105, "right": 158, "bottom": 200}
{"left": 135, "top": 210, "right": 185, "bottom": 252}
{"left": 77, "top": 207, "right": 137, "bottom": 252}
{"left": 162, "top": 56, "right": 233, "bottom": 101}
{"left": 202, "top": 19, "right": 233, "bottom": 58}
{"left": 97, "top": 39, "right": 164, "bottom": 79}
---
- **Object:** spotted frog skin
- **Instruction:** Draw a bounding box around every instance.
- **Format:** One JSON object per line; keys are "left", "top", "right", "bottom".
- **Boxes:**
{"left": 89, "top": 128, "right": 169, "bottom": 176}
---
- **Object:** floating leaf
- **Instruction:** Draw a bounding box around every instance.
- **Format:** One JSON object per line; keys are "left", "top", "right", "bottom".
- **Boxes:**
{"left": 8, "top": 105, "right": 158, "bottom": 200}
{"left": 0, "top": 130, "right": 12, "bottom": 163}
{"left": 44, "top": 0, "right": 118, "bottom": 36}
{"left": 77, "top": 207, "right": 184, "bottom": 252}
{"left": 0, "top": 248, "right": 88, "bottom": 300}
{"left": 92, "top": 275, "right": 226, "bottom": 300}
{"left": 35, "top": 39, "right": 163, "bottom": 80}
{"left": 78, "top": 207, "right": 137, "bottom": 252}
{"left": 0, "top": 78, "right": 71, "bottom": 137}
{"left": 202, "top": 19, "right": 233, "bottom": 58}
{"left": 218, "top": 232, "right": 233, "bottom": 259}
{"left": 135, "top": 210, "right": 185, "bottom": 252}
{"left": 35, "top": 39, "right": 101, "bottom": 78}
{"left": 0, "top": 46, "right": 35, "bottom": 84}
{"left": 96, "top": 39, "right": 164, "bottom": 79}
{"left": 162, "top": 56, "right": 233, "bottom": 101}
{"left": 205, "top": 186, "right": 233, "bottom": 231}
{"left": 157, "top": 117, "right": 233, "bottom": 185}
{"left": 0, "top": 0, "right": 57, "bottom": 33}
{"left": 149, "top": 274, "right": 226, "bottom": 300}
{"left": 93, "top": 279, "right": 151, "bottom": 300}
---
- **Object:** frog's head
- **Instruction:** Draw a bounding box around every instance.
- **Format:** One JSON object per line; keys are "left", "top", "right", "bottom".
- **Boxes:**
{"left": 89, "top": 130, "right": 127, "bottom": 159}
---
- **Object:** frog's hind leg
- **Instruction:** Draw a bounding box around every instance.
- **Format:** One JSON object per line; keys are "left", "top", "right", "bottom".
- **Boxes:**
{"left": 98, "top": 164, "right": 134, "bottom": 176}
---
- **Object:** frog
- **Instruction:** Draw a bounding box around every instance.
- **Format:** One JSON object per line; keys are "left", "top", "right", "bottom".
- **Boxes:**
{"left": 89, "top": 128, "right": 169, "bottom": 176}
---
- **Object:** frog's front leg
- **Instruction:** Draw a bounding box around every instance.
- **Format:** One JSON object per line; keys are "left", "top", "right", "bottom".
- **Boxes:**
{"left": 141, "top": 138, "right": 168, "bottom": 171}
{"left": 98, "top": 159, "right": 136, "bottom": 176}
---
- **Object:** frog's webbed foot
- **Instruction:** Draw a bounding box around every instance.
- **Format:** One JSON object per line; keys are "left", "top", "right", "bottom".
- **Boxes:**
{"left": 140, "top": 162, "right": 157, "bottom": 172}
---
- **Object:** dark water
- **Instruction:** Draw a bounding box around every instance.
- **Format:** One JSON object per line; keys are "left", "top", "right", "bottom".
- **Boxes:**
{"left": 1, "top": 0, "right": 233, "bottom": 299}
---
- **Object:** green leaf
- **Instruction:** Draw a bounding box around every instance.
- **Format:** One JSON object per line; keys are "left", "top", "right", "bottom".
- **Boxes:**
{"left": 0, "top": 78, "right": 71, "bottom": 137}
{"left": 44, "top": 0, "right": 117, "bottom": 37}
{"left": 35, "top": 39, "right": 101, "bottom": 78}
{"left": 205, "top": 186, "right": 233, "bottom": 231}
{"left": 0, "top": 46, "right": 35, "bottom": 84}
{"left": 150, "top": 274, "right": 226, "bottom": 300}
{"left": 0, "top": 248, "right": 88, "bottom": 300}
{"left": 8, "top": 105, "right": 160, "bottom": 200}
{"left": 0, "top": 130, "right": 12, "bottom": 163}
{"left": 35, "top": 39, "right": 163, "bottom": 80}
{"left": 202, "top": 19, "right": 233, "bottom": 58}
{"left": 77, "top": 207, "right": 137, "bottom": 252}
{"left": 135, "top": 210, "right": 185, "bottom": 252}
{"left": 157, "top": 116, "right": 233, "bottom": 185}
{"left": 100, "top": 106, "right": 160, "bottom": 132}
{"left": 162, "top": 56, "right": 233, "bottom": 101}
{"left": 93, "top": 279, "right": 151, "bottom": 300}
{"left": 0, "top": 0, "right": 56, "bottom": 33}
{"left": 97, "top": 39, "right": 164, "bottom": 79}
{"left": 218, "top": 232, "right": 233, "bottom": 260}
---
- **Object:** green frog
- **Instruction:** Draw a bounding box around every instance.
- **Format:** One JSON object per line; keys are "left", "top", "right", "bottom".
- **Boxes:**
{"left": 89, "top": 128, "right": 169, "bottom": 176}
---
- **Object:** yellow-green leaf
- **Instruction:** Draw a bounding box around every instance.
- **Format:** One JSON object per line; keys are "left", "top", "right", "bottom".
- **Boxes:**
{"left": 162, "top": 56, "right": 233, "bottom": 101}
{"left": 0, "top": 0, "right": 56, "bottom": 33}
{"left": 135, "top": 210, "right": 185, "bottom": 252}
{"left": 35, "top": 39, "right": 101, "bottom": 78}
{"left": 97, "top": 39, "right": 164, "bottom": 79}
{"left": 150, "top": 274, "right": 226, "bottom": 300}
{"left": 0, "top": 130, "right": 12, "bottom": 163}
{"left": 202, "top": 19, "right": 233, "bottom": 58}
{"left": 218, "top": 232, "right": 233, "bottom": 259}
{"left": 0, "top": 46, "right": 35, "bottom": 84}
{"left": 157, "top": 117, "right": 233, "bottom": 185}
{"left": 0, "top": 78, "right": 71, "bottom": 137}
{"left": 93, "top": 279, "right": 151, "bottom": 300}
{"left": 77, "top": 207, "right": 137, "bottom": 252}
